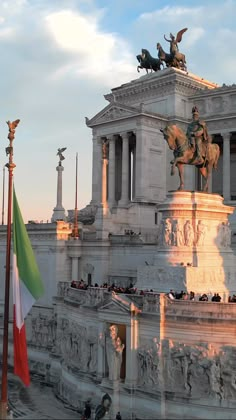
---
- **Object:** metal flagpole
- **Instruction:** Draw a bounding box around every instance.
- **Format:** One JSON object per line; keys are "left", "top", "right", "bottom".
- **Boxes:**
{"left": 0, "top": 119, "right": 20, "bottom": 420}
{"left": 71, "top": 152, "right": 79, "bottom": 239}
{"left": 2, "top": 166, "right": 5, "bottom": 225}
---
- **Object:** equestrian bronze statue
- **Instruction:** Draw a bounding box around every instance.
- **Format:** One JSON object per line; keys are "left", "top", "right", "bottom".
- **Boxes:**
{"left": 160, "top": 107, "right": 220, "bottom": 192}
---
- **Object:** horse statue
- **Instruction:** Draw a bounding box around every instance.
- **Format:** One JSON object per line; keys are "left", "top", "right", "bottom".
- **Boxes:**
{"left": 136, "top": 49, "right": 163, "bottom": 73}
{"left": 157, "top": 43, "right": 186, "bottom": 70}
{"left": 160, "top": 125, "right": 220, "bottom": 192}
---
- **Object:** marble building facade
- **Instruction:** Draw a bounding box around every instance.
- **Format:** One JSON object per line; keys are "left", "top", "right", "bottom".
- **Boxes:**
{"left": 0, "top": 68, "right": 236, "bottom": 418}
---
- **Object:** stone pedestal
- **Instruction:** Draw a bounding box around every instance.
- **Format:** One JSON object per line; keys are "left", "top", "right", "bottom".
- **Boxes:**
{"left": 137, "top": 191, "right": 236, "bottom": 295}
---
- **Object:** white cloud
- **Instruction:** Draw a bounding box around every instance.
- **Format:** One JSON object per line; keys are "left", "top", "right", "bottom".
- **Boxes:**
{"left": 139, "top": 6, "right": 204, "bottom": 23}
{"left": 184, "top": 27, "right": 205, "bottom": 48}
{"left": 0, "top": 0, "right": 27, "bottom": 15}
{"left": 0, "top": 26, "right": 15, "bottom": 38}
{"left": 46, "top": 10, "right": 115, "bottom": 55}
{"left": 45, "top": 9, "right": 136, "bottom": 86}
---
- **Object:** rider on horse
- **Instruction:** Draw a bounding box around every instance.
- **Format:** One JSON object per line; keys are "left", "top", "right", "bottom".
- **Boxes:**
{"left": 186, "top": 106, "right": 211, "bottom": 164}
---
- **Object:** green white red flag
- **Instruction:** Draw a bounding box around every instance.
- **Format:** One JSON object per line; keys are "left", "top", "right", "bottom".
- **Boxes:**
{"left": 12, "top": 187, "right": 44, "bottom": 386}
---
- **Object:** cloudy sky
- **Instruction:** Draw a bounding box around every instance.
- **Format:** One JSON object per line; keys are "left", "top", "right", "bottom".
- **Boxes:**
{"left": 0, "top": 0, "right": 235, "bottom": 222}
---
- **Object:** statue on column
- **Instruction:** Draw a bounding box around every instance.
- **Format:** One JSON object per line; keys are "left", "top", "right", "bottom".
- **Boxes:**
{"left": 106, "top": 324, "right": 125, "bottom": 381}
{"left": 57, "top": 147, "right": 67, "bottom": 164}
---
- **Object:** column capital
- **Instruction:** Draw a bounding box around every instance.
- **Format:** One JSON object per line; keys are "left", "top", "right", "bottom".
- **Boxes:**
{"left": 96, "top": 136, "right": 105, "bottom": 145}
{"left": 106, "top": 134, "right": 116, "bottom": 142}
{"left": 221, "top": 132, "right": 231, "bottom": 141}
{"left": 120, "top": 132, "right": 130, "bottom": 140}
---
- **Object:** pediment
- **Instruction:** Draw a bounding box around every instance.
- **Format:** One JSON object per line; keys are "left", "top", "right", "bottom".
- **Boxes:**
{"left": 86, "top": 102, "right": 140, "bottom": 127}
{"left": 98, "top": 294, "right": 141, "bottom": 315}
{"left": 99, "top": 301, "right": 129, "bottom": 314}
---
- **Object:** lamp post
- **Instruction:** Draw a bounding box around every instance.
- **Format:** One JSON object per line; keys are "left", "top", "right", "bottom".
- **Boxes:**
{"left": 0, "top": 119, "right": 20, "bottom": 420}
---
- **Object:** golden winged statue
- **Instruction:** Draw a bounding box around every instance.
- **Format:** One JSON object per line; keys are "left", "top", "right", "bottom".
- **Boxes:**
{"left": 6, "top": 119, "right": 20, "bottom": 131}
{"left": 57, "top": 147, "right": 67, "bottom": 161}
{"left": 164, "top": 28, "right": 188, "bottom": 56}
{"left": 6, "top": 119, "right": 20, "bottom": 142}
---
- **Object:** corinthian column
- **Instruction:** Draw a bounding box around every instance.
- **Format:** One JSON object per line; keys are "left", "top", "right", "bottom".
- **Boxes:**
{"left": 91, "top": 134, "right": 102, "bottom": 204}
{"left": 134, "top": 127, "right": 147, "bottom": 201}
{"left": 119, "top": 132, "right": 130, "bottom": 206}
{"left": 101, "top": 140, "right": 109, "bottom": 207}
{"left": 222, "top": 132, "right": 231, "bottom": 201}
{"left": 108, "top": 135, "right": 116, "bottom": 207}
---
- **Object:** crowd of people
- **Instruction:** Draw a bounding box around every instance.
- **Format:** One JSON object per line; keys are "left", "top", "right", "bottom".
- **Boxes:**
{"left": 70, "top": 280, "right": 156, "bottom": 296}
{"left": 70, "top": 281, "right": 236, "bottom": 304}
{"left": 167, "top": 289, "right": 223, "bottom": 302}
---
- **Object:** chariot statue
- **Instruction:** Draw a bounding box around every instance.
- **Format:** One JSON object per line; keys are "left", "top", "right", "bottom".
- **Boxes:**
{"left": 136, "top": 28, "right": 188, "bottom": 73}
{"left": 157, "top": 27, "right": 188, "bottom": 70}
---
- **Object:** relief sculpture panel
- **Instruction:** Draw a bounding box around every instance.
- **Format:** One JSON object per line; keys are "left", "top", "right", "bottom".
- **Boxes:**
{"left": 54, "top": 318, "right": 98, "bottom": 373}
{"left": 158, "top": 219, "right": 208, "bottom": 247}
{"left": 137, "top": 339, "right": 236, "bottom": 401}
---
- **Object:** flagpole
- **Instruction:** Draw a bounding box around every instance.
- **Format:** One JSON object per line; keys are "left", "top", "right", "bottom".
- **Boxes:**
{"left": 71, "top": 152, "right": 79, "bottom": 239}
{"left": 2, "top": 166, "right": 5, "bottom": 225}
{"left": 0, "top": 120, "right": 20, "bottom": 420}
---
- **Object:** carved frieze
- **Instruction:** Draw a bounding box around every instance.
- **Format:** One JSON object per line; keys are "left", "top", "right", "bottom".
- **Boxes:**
{"left": 137, "top": 339, "right": 236, "bottom": 401}
{"left": 56, "top": 319, "right": 98, "bottom": 373}
{"left": 29, "top": 312, "right": 57, "bottom": 350}
{"left": 158, "top": 218, "right": 231, "bottom": 248}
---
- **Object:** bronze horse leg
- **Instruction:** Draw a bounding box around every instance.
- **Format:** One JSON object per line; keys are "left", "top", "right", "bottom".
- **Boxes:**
{"left": 176, "top": 163, "right": 184, "bottom": 190}
{"left": 199, "top": 165, "right": 211, "bottom": 192}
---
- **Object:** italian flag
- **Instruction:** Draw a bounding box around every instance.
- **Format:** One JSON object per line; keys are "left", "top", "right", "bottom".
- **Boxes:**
{"left": 12, "top": 187, "right": 44, "bottom": 386}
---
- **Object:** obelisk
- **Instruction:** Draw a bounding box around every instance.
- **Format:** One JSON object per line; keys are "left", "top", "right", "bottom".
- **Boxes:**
{"left": 51, "top": 147, "right": 67, "bottom": 222}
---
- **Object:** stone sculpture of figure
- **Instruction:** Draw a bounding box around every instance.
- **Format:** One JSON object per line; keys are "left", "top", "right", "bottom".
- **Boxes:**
{"left": 196, "top": 220, "right": 207, "bottom": 246}
{"left": 224, "top": 222, "right": 231, "bottom": 247}
{"left": 186, "top": 106, "right": 211, "bottom": 164}
{"left": 95, "top": 393, "right": 112, "bottom": 420}
{"left": 184, "top": 220, "right": 194, "bottom": 247}
{"left": 218, "top": 222, "right": 231, "bottom": 247}
{"left": 172, "top": 219, "right": 184, "bottom": 246}
{"left": 57, "top": 147, "right": 67, "bottom": 162}
{"left": 102, "top": 139, "right": 109, "bottom": 160}
{"left": 157, "top": 220, "right": 164, "bottom": 245}
{"left": 163, "top": 218, "right": 172, "bottom": 246}
{"left": 106, "top": 324, "right": 125, "bottom": 381}
{"left": 210, "top": 357, "right": 223, "bottom": 400}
